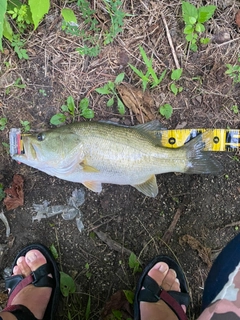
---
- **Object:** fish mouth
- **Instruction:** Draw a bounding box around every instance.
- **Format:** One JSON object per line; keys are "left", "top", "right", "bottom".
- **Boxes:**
{"left": 21, "top": 136, "right": 38, "bottom": 161}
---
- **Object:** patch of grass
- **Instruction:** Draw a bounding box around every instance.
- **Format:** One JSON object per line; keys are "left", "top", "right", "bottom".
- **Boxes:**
{"left": 1, "top": 0, "right": 50, "bottom": 57}
{"left": 182, "top": 1, "right": 216, "bottom": 51}
{"left": 61, "top": 0, "right": 127, "bottom": 57}
{"left": 129, "top": 46, "right": 166, "bottom": 91}
{"left": 102, "top": 0, "right": 127, "bottom": 45}
{"left": 50, "top": 96, "right": 94, "bottom": 125}
{"left": 95, "top": 73, "right": 125, "bottom": 114}
{"left": 226, "top": 57, "right": 240, "bottom": 84}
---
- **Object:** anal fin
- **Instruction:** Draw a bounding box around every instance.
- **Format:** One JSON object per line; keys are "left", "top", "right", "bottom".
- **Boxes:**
{"left": 133, "top": 175, "right": 158, "bottom": 198}
{"left": 83, "top": 181, "right": 102, "bottom": 193}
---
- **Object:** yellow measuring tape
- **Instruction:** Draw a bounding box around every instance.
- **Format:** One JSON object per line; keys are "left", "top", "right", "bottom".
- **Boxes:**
{"left": 159, "top": 129, "right": 240, "bottom": 152}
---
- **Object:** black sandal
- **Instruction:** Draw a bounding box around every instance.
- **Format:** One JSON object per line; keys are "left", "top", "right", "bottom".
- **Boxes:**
{"left": 134, "top": 255, "right": 190, "bottom": 320}
{"left": 3, "top": 243, "right": 60, "bottom": 320}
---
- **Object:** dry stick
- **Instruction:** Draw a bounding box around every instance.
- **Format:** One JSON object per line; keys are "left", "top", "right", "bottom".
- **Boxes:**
{"left": 161, "top": 196, "right": 190, "bottom": 246}
{"left": 94, "top": 230, "right": 133, "bottom": 256}
{"left": 161, "top": 12, "right": 180, "bottom": 69}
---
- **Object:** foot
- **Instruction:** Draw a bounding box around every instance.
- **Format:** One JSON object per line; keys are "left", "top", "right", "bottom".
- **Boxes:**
{"left": 2, "top": 250, "right": 52, "bottom": 320}
{"left": 140, "top": 262, "right": 186, "bottom": 320}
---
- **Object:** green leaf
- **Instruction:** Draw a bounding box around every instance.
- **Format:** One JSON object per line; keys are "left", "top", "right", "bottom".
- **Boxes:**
{"left": 60, "top": 271, "right": 76, "bottom": 297}
{"left": 29, "top": 0, "right": 50, "bottom": 30}
{"left": 66, "top": 96, "right": 75, "bottom": 114}
{"left": 139, "top": 46, "right": 152, "bottom": 69}
{"left": 114, "top": 72, "right": 125, "bottom": 85}
{"left": 107, "top": 96, "right": 114, "bottom": 107}
{"left": 129, "top": 253, "right": 140, "bottom": 271}
{"left": 189, "top": 16, "right": 196, "bottom": 24}
{"left": 117, "top": 98, "right": 125, "bottom": 115}
{"left": 198, "top": 5, "right": 216, "bottom": 23}
{"left": 0, "top": 0, "right": 7, "bottom": 50}
{"left": 0, "top": 117, "right": 7, "bottom": 130}
{"left": 200, "top": 37, "right": 210, "bottom": 44}
{"left": 107, "top": 81, "right": 114, "bottom": 91}
{"left": 184, "top": 25, "right": 194, "bottom": 34}
{"left": 129, "top": 63, "right": 145, "bottom": 79}
{"left": 79, "top": 97, "right": 89, "bottom": 111}
{"left": 61, "top": 104, "right": 68, "bottom": 112}
{"left": 95, "top": 84, "right": 110, "bottom": 95}
{"left": 171, "top": 68, "right": 182, "bottom": 81}
{"left": 3, "top": 16, "right": 13, "bottom": 41}
{"left": 195, "top": 22, "right": 205, "bottom": 33}
{"left": 190, "top": 43, "right": 198, "bottom": 51}
{"left": 159, "top": 103, "right": 173, "bottom": 119}
{"left": 123, "top": 290, "right": 134, "bottom": 304}
{"left": 182, "top": 1, "right": 198, "bottom": 24}
{"left": 81, "top": 108, "right": 94, "bottom": 119}
{"left": 49, "top": 244, "right": 59, "bottom": 259}
{"left": 170, "top": 83, "right": 178, "bottom": 95}
{"left": 61, "top": 8, "right": 77, "bottom": 23}
{"left": 185, "top": 33, "right": 194, "bottom": 42}
{"left": 50, "top": 113, "right": 66, "bottom": 125}
{"left": 85, "top": 295, "right": 91, "bottom": 320}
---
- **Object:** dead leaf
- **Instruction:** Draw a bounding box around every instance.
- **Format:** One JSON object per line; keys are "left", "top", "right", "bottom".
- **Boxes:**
{"left": 179, "top": 234, "right": 212, "bottom": 268}
{"left": 102, "top": 290, "right": 133, "bottom": 320}
{"left": 3, "top": 175, "right": 24, "bottom": 210}
{"left": 116, "top": 84, "right": 156, "bottom": 123}
{"left": 235, "top": 10, "right": 240, "bottom": 27}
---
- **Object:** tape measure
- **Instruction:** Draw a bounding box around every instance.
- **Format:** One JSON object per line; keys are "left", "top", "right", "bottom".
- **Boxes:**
{"left": 159, "top": 129, "right": 240, "bottom": 152}
{"left": 9, "top": 128, "right": 240, "bottom": 154}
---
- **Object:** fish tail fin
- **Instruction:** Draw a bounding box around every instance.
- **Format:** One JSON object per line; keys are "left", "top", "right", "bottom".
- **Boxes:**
{"left": 184, "top": 132, "right": 222, "bottom": 174}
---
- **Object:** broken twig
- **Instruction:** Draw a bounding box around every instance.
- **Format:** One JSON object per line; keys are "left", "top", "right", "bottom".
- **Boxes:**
{"left": 161, "top": 12, "right": 180, "bottom": 69}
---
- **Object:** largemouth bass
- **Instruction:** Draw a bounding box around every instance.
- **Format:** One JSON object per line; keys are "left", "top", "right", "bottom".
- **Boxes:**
{"left": 11, "top": 121, "right": 221, "bottom": 197}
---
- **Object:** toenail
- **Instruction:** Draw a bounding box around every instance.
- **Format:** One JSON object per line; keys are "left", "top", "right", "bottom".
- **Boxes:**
{"left": 26, "top": 251, "right": 38, "bottom": 263}
{"left": 17, "top": 257, "right": 25, "bottom": 264}
{"left": 175, "top": 278, "right": 180, "bottom": 284}
{"left": 158, "top": 262, "right": 168, "bottom": 273}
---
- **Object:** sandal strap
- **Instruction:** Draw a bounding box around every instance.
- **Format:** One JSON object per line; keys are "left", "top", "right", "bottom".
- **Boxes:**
{"left": 5, "top": 263, "right": 54, "bottom": 307}
{"left": 138, "top": 275, "right": 188, "bottom": 320}
{"left": 3, "top": 304, "right": 38, "bottom": 320}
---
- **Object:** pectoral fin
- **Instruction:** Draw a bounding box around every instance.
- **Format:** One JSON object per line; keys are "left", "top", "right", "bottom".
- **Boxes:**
{"left": 80, "top": 160, "right": 100, "bottom": 173}
{"left": 133, "top": 175, "right": 158, "bottom": 198}
{"left": 83, "top": 181, "right": 102, "bottom": 193}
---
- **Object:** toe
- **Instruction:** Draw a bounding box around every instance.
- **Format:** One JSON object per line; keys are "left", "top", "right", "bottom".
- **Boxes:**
{"left": 12, "top": 265, "right": 21, "bottom": 275}
{"left": 17, "top": 256, "right": 32, "bottom": 277}
{"left": 25, "top": 250, "right": 47, "bottom": 272}
{"left": 162, "top": 269, "right": 180, "bottom": 291}
{"left": 147, "top": 262, "right": 169, "bottom": 287}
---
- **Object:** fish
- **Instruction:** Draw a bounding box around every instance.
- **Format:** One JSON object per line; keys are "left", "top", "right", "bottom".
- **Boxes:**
{"left": 11, "top": 121, "right": 221, "bottom": 197}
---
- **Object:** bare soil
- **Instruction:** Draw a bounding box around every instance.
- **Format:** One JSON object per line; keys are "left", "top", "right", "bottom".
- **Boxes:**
{"left": 0, "top": 1, "right": 240, "bottom": 319}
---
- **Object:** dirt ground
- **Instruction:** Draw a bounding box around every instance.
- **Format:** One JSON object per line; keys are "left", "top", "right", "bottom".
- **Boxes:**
{"left": 0, "top": 0, "right": 240, "bottom": 319}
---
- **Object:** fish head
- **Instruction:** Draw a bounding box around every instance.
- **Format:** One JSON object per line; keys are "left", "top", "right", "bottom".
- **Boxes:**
{"left": 12, "top": 129, "right": 83, "bottom": 174}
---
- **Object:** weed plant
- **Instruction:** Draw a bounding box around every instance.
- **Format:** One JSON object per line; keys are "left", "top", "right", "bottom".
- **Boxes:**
{"left": 182, "top": 1, "right": 216, "bottom": 51}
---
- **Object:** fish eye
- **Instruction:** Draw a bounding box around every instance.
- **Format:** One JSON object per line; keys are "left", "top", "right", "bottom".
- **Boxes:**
{"left": 37, "top": 133, "right": 45, "bottom": 141}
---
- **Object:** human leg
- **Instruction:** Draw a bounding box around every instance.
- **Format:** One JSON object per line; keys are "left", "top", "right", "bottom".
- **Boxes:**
{"left": 134, "top": 255, "right": 190, "bottom": 320}
{"left": 198, "top": 233, "right": 240, "bottom": 319}
{"left": 1, "top": 244, "right": 60, "bottom": 320}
